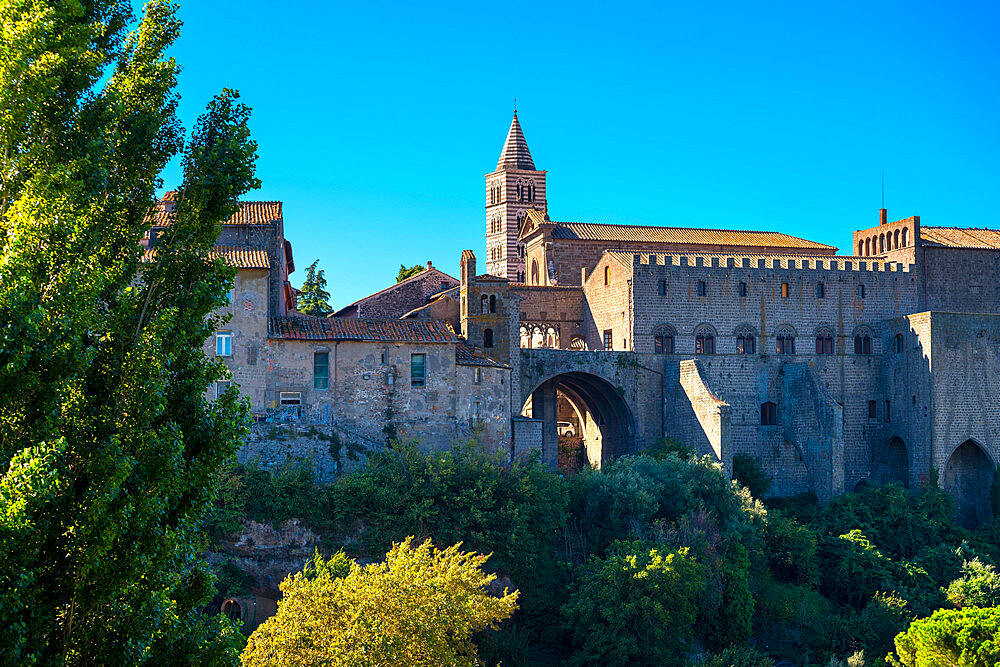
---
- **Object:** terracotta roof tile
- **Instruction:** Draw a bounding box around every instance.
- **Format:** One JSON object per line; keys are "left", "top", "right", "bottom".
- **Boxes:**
{"left": 456, "top": 343, "right": 508, "bottom": 368}
{"left": 920, "top": 226, "right": 1000, "bottom": 249}
{"left": 551, "top": 222, "right": 836, "bottom": 251}
{"left": 603, "top": 250, "right": 900, "bottom": 271}
{"left": 474, "top": 273, "right": 509, "bottom": 282}
{"left": 147, "top": 200, "right": 283, "bottom": 226}
{"left": 142, "top": 245, "right": 270, "bottom": 269}
{"left": 271, "top": 316, "right": 458, "bottom": 343}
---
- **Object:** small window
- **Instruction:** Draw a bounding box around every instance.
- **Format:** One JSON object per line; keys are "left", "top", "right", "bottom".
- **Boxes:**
{"left": 761, "top": 401, "right": 777, "bottom": 426}
{"left": 738, "top": 282, "right": 747, "bottom": 297}
{"left": 472, "top": 401, "right": 482, "bottom": 422}
{"left": 313, "top": 352, "right": 329, "bottom": 390}
{"left": 411, "top": 353, "right": 426, "bottom": 388}
{"left": 885, "top": 400, "right": 891, "bottom": 423}
{"left": 604, "top": 266, "right": 611, "bottom": 286}
{"left": 216, "top": 380, "right": 231, "bottom": 399}
{"left": 280, "top": 392, "right": 301, "bottom": 406}
{"left": 816, "top": 283, "right": 825, "bottom": 299}
{"left": 868, "top": 400, "right": 877, "bottom": 420}
{"left": 489, "top": 295, "right": 497, "bottom": 313}
{"left": 776, "top": 327, "right": 795, "bottom": 355}
{"left": 735, "top": 327, "right": 755, "bottom": 355}
{"left": 216, "top": 331, "right": 232, "bottom": 357}
{"left": 474, "top": 367, "right": 482, "bottom": 384}
{"left": 695, "top": 330, "right": 715, "bottom": 355}
{"left": 603, "top": 329, "right": 613, "bottom": 350}
{"left": 854, "top": 334, "right": 872, "bottom": 355}
{"left": 697, "top": 280, "right": 706, "bottom": 297}
{"left": 483, "top": 328, "right": 494, "bottom": 348}
{"left": 654, "top": 333, "right": 674, "bottom": 354}
{"left": 912, "top": 394, "right": 916, "bottom": 405}
{"left": 893, "top": 333, "right": 904, "bottom": 353}
{"left": 481, "top": 294, "right": 489, "bottom": 314}
{"left": 657, "top": 279, "right": 666, "bottom": 295}
{"left": 857, "top": 285, "right": 866, "bottom": 299}
{"left": 781, "top": 283, "right": 789, "bottom": 298}
{"left": 380, "top": 348, "right": 387, "bottom": 364}
{"left": 815, "top": 332, "right": 833, "bottom": 355}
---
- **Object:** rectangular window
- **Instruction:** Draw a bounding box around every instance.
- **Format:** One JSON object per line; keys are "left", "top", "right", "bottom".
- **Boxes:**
{"left": 216, "top": 380, "right": 231, "bottom": 398}
{"left": 657, "top": 279, "right": 666, "bottom": 295}
{"left": 885, "top": 400, "right": 891, "bottom": 423}
{"left": 697, "top": 280, "right": 706, "bottom": 297}
{"left": 474, "top": 367, "right": 482, "bottom": 384}
{"left": 216, "top": 331, "right": 232, "bottom": 357}
{"left": 280, "top": 392, "right": 301, "bottom": 406}
{"left": 781, "top": 283, "right": 789, "bottom": 298}
{"left": 868, "top": 400, "right": 877, "bottom": 419}
{"left": 603, "top": 329, "right": 613, "bottom": 350}
{"left": 816, "top": 282, "right": 825, "bottom": 299}
{"left": 604, "top": 266, "right": 611, "bottom": 286}
{"left": 858, "top": 284, "right": 866, "bottom": 299}
{"left": 411, "top": 353, "right": 426, "bottom": 388}
{"left": 313, "top": 352, "right": 329, "bottom": 390}
{"left": 738, "top": 282, "right": 747, "bottom": 297}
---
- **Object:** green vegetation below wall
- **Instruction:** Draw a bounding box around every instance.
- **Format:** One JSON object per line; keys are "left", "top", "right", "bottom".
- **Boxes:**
{"left": 208, "top": 444, "right": 1000, "bottom": 666}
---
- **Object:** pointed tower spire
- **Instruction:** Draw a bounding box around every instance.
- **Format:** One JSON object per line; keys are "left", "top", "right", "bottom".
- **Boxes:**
{"left": 496, "top": 112, "right": 536, "bottom": 171}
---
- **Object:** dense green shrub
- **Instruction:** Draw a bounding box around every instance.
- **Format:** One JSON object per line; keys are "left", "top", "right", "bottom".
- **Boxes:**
{"left": 699, "top": 540, "right": 755, "bottom": 650}
{"left": 697, "top": 645, "right": 774, "bottom": 666}
{"left": 763, "top": 510, "right": 819, "bottom": 586}
{"left": 946, "top": 558, "right": 1000, "bottom": 609}
{"left": 733, "top": 453, "right": 772, "bottom": 500}
{"left": 888, "top": 607, "right": 1000, "bottom": 667}
{"left": 561, "top": 541, "right": 706, "bottom": 667}
{"left": 209, "top": 458, "right": 325, "bottom": 536}
{"left": 831, "top": 592, "right": 913, "bottom": 663}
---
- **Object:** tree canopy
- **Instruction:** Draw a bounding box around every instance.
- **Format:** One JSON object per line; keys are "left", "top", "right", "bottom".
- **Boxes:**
{"left": 242, "top": 538, "right": 518, "bottom": 666}
{"left": 397, "top": 263, "right": 425, "bottom": 282}
{"left": 297, "top": 259, "right": 332, "bottom": 315}
{"left": 0, "top": 1, "right": 256, "bottom": 663}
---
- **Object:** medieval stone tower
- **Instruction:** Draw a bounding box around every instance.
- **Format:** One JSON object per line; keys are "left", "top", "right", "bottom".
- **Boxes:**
{"left": 485, "top": 112, "right": 547, "bottom": 281}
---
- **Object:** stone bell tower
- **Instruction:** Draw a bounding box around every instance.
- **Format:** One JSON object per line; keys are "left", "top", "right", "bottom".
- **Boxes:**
{"left": 485, "top": 112, "right": 547, "bottom": 282}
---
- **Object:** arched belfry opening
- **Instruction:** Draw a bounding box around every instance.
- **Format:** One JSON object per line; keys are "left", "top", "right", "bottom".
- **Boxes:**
{"left": 873, "top": 436, "right": 909, "bottom": 487}
{"left": 943, "top": 440, "right": 995, "bottom": 529}
{"left": 521, "top": 372, "right": 635, "bottom": 472}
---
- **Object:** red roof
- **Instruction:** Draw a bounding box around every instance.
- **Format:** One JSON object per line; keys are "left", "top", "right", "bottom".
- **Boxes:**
{"left": 271, "top": 316, "right": 458, "bottom": 343}
{"left": 142, "top": 245, "right": 270, "bottom": 269}
{"left": 456, "top": 343, "right": 508, "bottom": 368}
{"left": 147, "top": 199, "right": 282, "bottom": 226}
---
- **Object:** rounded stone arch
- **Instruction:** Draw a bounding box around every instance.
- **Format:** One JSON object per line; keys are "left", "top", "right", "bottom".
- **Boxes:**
{"left": 693, "top": 323, "right": 717, "bottom": 355}
{"left": 814, "top": 324, "right": 835, "bottom": 354}
{"left": 943, "top": 439, "right": 996, "bottom": 529}
{"left": 852, "top": 324, "right": 875, "bottom": 355}
{"left": 775, "top": 323, "right": 797, "bottom": 355}
{"left": 521, "top": 371, "right": 637, "bottom": 469}
{"left": 902, "top": 227, "right": 909, "bottom": 247}
{"left": 530, "top": 259, "right": 539, "bottom": 285}
{"left": 873, "top": 436, "right": 909, "bottom": 487}
{"left": 894, "top": 228, "right": 900, "bottom": 249}
{"left": 865, "top": 238, "right": 871, "bottom": 256}
{"left": 858, "top": 239, "right": 864, "bottom": 255}
{"left": 733, "top": 323, "right": 757, "bottom": 354}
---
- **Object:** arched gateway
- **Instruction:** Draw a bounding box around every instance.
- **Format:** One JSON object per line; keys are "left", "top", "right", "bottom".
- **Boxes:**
{"left": 943, "top": 439, "right": 995, "bottom": 529}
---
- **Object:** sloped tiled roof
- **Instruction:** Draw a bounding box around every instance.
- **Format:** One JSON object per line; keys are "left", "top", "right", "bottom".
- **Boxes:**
{"left": 475, "top": 273, "right": 510, "bottom": 282}
{"left": 271, "top": 316, "right": 458, "bottom": 343}
{"left": 920, "top": 227, "right": 1000, "bottom": 249}
{"left": 333, "top": 267, "right": 459, "bottom": 315}
{"left": 496, "top": 113, "right": 536, "bottom": 171}
{"left": 456, "top": 343, "right": 508, "bottom": 368}
{"left": 551, "top": 222, "right": 835, "bottom": 251}
{"left": 146, "top": 200, "right": 283, "bottom": 226}
{"left": 141, "top": 245, "right": 270, "bottom": 269}
{"left": 603, "top": 250, "right": 897, "bottom": 271}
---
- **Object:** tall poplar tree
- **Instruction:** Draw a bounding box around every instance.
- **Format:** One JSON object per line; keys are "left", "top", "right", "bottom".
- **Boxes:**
{"left": 0, "top": 1, "right": 257, "bottom": 663}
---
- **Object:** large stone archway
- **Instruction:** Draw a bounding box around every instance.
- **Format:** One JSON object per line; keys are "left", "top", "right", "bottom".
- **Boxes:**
{"left": 873, "top": 436, "right": 909, "bottom": 487}
{"left": 522, "top": 371, "right": 637, "bottom": 469}
{"left": 943, "top": 439, "right": 995, "bottom": 529}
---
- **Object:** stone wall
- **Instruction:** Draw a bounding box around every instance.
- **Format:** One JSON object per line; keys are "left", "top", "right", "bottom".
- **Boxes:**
{"left": 210, "top": 269, "right": 271, "bottom": 411}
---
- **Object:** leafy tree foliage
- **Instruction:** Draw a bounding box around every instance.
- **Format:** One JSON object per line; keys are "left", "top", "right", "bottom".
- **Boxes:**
{"left": 0, "top": 1, "right": 257, "bottom": 663}
{"left": 397, "top": 263, "right": 425, "bottom": 282}
{"left": 732, "top": 453, "right": 772, "bottom": 499}
{"left": 889, "top": 607, "right": 1000, "bottom": 667}
{"left": 561, "top": 541, "right": 706, "bottom": 667}
{"left": 241, "top": 538, "right": 518, "bottom": 666}
{"left": 297, "top": 259, "right": 332, "bottom": 316}
{"left": 947, "top": 558, "right": 1000, "bottom": 609}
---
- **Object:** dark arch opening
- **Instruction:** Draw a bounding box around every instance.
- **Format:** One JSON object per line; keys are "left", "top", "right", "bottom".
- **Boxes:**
{"left": 483, "top": 328, "right": 494, "bottom": 348}
{"left": 943, "top": 440, "right": 995, "bottom": 529}
{"left": 874, "top": 436, "right": 909, "bottom": 487}
{"left": 522, "top": 371, "right": 636, "bottom": 471}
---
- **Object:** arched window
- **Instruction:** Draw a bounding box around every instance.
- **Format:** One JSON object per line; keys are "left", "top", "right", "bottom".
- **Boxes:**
{"left": 480, "top": 295, "right": 489, "bottom": 314}
{"left": 531, "top": 260, "right": 539, "bottom": 285}
{"left": 853, "top": 326, "right": 873, "bottom": 355}
{"left": 776, "top": 325, "right": 796, "bottom": 355}
{"left": 894, "top": 229, "right": 900, "bottom": 249}
{"left": 694, "top": 325, "right": 715, "bottom": 355}
{"left": 902, "top": 227, "right": 909, "bottom": 247}
{"left": 894, "top": 333, "right": 904, "bottom": 353}
{"left": 865, "top": 238, "right": 871, "bottom": 256}
{"left": 483, "top": 328, "right": 494, "bottom": 348}
{"left": 653, "top": 325, "right": 675, "bottom": 354}
{"left": 735, "top": 325, "right": 755, "bottom": 354}
{"left": 815, "top": 326, "right": 834, "bottom": 355}
{"left": 604, "top": 266, "right": 611, "bottom": 286}
{"left": 489, "top": 295, "right": 497, "bottom": 313}
{"left": 879, "top": 234, "right": 886, "bottom": 254}
{"left": 858, "top": 240, "right": 864, "bottom": 255}
{"left": 761, "top": 401, "right": 777, "bottom": 425}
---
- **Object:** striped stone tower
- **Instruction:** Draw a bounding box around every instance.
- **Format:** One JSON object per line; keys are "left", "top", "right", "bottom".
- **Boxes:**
{"left": 485, "top": 112, "right": 547, "bottom": 281}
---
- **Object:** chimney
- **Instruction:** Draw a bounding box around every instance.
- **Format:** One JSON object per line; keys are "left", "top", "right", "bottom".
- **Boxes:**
{"left": 426, "top": 260, "right": 433, "bottom": 270}
{"left": 879, "top": 208, "right": 888, "bottom": 226}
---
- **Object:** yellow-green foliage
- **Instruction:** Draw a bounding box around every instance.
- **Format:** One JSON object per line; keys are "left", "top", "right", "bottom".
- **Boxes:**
{"left": 888, "top": 607, "right": 1000, "bottom": 667}
{"left": 241, "top": 537, "right": 518, "bottom": 667}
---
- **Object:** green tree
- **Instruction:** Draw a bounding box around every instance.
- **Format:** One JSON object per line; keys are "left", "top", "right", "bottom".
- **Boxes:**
{"left": 0, "top": 1, "right": 257, "bottom": 663}
{"left": 397, "top": 263, "right": 426, "bottom": 282}
{"left": 298, "top": 259, "right": 332, "bottom": 315}
{"left": 888, "top": 607, "right": 1000, "bottom": 667}
{"left": 562, "top": 541, "right": 706, "bottom": 667}
{"left": 242, "top": 538, "right": 518, "bottom": 666}
{"left": 947, "top": 559, "right": 1000, "bottom": 609}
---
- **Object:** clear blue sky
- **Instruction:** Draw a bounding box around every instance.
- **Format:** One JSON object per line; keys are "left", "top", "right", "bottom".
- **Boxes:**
{"left": 151, "top": 0, "right": 999, "bottom": 308}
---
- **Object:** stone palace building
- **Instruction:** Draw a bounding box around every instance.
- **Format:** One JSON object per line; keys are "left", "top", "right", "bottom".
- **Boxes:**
{"left": 157, "top": 112, "right": 1000, "bottom": 528}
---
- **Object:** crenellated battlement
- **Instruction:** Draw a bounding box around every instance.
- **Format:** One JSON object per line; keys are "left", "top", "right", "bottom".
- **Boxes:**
{"left": 610, "top": 251, "right": 913, "bottom": 275}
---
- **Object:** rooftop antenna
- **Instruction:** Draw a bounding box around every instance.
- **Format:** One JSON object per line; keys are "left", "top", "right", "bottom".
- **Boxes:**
{"left": 881, "top": 170, "right": 885, "bottom": 209}
{"left": 514, "top": 97, "right": 517, "bottom": 115}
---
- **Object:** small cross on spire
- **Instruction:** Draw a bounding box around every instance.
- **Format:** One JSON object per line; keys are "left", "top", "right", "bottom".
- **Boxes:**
{"left": 513, "top": 97, "right": 517, "bottom": 115}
